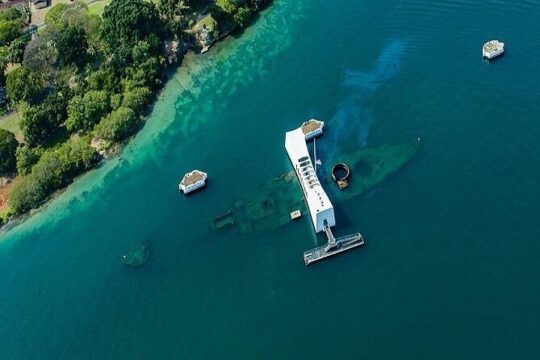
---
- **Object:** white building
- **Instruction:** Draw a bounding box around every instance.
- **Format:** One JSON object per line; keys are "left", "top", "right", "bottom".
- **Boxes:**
{"left": 285, "top": 128, "right": 336, "bottom": 233}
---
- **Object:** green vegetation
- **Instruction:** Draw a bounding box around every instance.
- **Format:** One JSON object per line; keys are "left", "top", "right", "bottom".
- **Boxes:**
{"left": 15, "top": 145, "right": 42, "bottom": 176}
{"left": 215, "top": 0, "right": 266, "bottom": 28}
{"left": 94, "top": 107, "right": 138, "bottom": 141}
{"left": 0, "top": 0, "right": 270, "bottom": 217}
{"left": 121, "top": 86, "right": 152, "bottom": 114}
{"left": 6, "top": 67, "right": 44, "bottom": 103}
{"left": 0, "top": 18, "right": 22, "bottom": 46}
{"left": 0, "top": 111, "right": 23, "bottom": 140}
{"left": 9, "top": 138, "right": 99, "bottom": 213}
{"left": 0, "top": 128, "right": 17, "bottom": 175}
{"left": 20, "top": 89, "right": 70, "bottom": 146}
{"left": 88, "top": 0, "right": 113, "bottom": 17}
{"left": 57, "top": 27, "right": 89, "bottom": 68}
{"left": 66, "top": 90, "right": 110, "bottom": 133}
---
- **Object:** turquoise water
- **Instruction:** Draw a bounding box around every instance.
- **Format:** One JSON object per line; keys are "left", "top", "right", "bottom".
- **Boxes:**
{"left": 2, "top": 0, "right": 540, "bottom": 358}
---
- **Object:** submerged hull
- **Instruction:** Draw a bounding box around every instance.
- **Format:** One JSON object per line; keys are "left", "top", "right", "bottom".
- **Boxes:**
{"left": 212, "top": 141, "right": 421, "bottom": 234}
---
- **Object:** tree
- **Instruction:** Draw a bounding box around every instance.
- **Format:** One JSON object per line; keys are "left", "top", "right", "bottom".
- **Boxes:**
{"left": 6, "top": 66, "right": 43, "bottom": 103}
{"left": 110, "top": 93, "right": 123, "bottom": 110}
{"left": 45, "top": 2, "right": 102, "bottom": 54}
{"left": 121, "top": 86, "right": 151, "bottom": 115}
{"left": 0, "top": 60, "right": 5, "bottom": 87}
{"left": 8, "top": 175, "right": 42, "bottom": 213}
{"left": 0, "top": 128, "right": 18, "bottom": 174}
{"left": 101, "top": 0, "right": 163, "bottom": 50}
{"left": 15, "top": 145, "right": 43, "bottom": 175}
{"left": 215, "top": 0, "right": 253, "bottom": 27}
{"left": 233, "top": 7, "right": 252, "bottom": 27}
{"left": 23, "top": 30, "right": 59, "bottom": 73}
{"left": 131, "top": 35, "right": 162, "bottom": 64}
{"left": 66, "top": 90, "right": 110, "bottom": 132}
{"left": 158, "top": 0, "right": 189, "bottom": 21}
{"left": 0, "top": 8, "right": 23, "bottom": 22}
{"left": 86, "top": 67, "right": 119, "bottom": 93}
{"left": 94, "top": 107, "right": 138, "bottom": 141}
{"left": 6, "top": 36, "right": 28, "bottom": 64}
{"left": 44, "top": 3, "right": 71, "bottom": 27}
{"left": 216, "top": 0, "right": 243, "bottom": 14}
{"left": 45, "top": 1, "right": 89, "bottom": 29}
{"left": 9, "top": 137, "right": 99, "bottom": 213}
{"left": 123, "top": 56, "right": 163, "bottom": 90}
{"left": 20, "top": 90, "right": 70, "bottom": 146}
{"left": 57, "top": 26, "right": 88, "bottom": 67}
{"left": 0, "top": 19, "right": 22, "bottom": 46}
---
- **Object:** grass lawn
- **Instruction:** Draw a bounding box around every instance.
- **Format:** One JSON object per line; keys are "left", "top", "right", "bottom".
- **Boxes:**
{"left": 88, "top": 0, "right": 158, "bottom": 17}
{"left": 0, "top": 111, "right": 23, "bottom": 142}
{"left": 195, "top": 14, "right": 217, "bottom": 30}
{"left": 87, "top": 0, "right": 112, "bottom": 16}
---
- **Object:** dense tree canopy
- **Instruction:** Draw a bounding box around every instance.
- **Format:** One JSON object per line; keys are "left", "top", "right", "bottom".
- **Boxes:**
{"left": 6, "top": 66, "right": 43, "bottom": 103}
{"left": 0, "top": 128, "right": 18, "bottom": 175}
{"left": 121, "top": 86, "right": 151, "bottom": 115}
{"left": 45, "top": 2, "right": 102, "bottom": 53}
{"left": 0, "top": 19, "right": 22, "bottom": 46}
{"left": 158, "top": 0, "right": 190, "bottom": 21}
{"left": 20, "top": 91, "right": 69, "bottom": 147}
{"left": 101, "top": 0, "right": 163, "bottom": 50}
{"left": 44, "top": 3, "right": 71, "bottom": 27}
{"left": 15, "top": 145, "right": 43, "bottom": 176}
{"left": 57, "top": 26, "right": 88, "bottom": 67}
{"left": 6, "top": 36, "right": 28, "bottom": 64}
{"left": 23, "top": 31, "right": 59, "bottom": 73}
{"left": 215, "top": 0, "right": 254, "bottom": 28}
{"left": 0, "top": 8, "right": 22, "bottom": 22}
{"left": 86, "top": 67, "right": 120, "bottom": 93}
{"left": 9, "top": 138, "right": 99, "bottom": 213}
{"left": 66, "top": 90, "right": 111, "bottom": 132}
{"left": 94, "top": 107, "right": 138, "bottom": 141}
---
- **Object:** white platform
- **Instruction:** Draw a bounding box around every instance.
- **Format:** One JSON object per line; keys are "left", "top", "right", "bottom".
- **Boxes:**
{"left": 285, "top": 128, "right": 336, "bottom": 233}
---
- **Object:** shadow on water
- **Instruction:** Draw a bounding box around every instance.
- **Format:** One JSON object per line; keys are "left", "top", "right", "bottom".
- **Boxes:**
{"left": 328, "top": 39, "right": 409, "bottom": 151}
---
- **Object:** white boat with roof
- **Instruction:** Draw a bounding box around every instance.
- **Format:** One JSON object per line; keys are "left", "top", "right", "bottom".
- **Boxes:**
{"left": 301, "top": 119, "right": 324, "bottom": 141}
{"left": 483, "top": 40, "right": 504, "bottom": 60}
{"left": 179, "top": 170, "right": 207, "bottom": 194}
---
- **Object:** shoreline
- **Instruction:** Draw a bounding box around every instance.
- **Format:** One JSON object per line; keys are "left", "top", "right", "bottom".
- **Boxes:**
{"left": 0, "top": 0, "right": 292, "bottom": 236}
{"left": 0, "top": 1, "right": 273, "bottom": 231}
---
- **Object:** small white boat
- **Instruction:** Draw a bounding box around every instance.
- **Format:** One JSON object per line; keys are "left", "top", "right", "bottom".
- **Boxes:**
{"left": 301, "top": 119, "right": 324, "bottom": 141}
{"left": 483, "top": 40, "right": 504, "bottom": 60}
{"left": 179, "top": 170, "right": 207, "bottom": 194}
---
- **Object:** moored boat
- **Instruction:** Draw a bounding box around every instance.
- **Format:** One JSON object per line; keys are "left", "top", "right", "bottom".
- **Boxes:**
{"left": 179, "top": 170, "right": 208, "bottom": 194}
{"left": 482, "top": 40, "right": 504, "bottom": 60}
{"left": 301, "top": 119, "right": 324, "bottom": 141}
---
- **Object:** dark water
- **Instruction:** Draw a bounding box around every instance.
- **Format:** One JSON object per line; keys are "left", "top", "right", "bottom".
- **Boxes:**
{"left": 1, "top": 0, "right": 540, "bottom": 358}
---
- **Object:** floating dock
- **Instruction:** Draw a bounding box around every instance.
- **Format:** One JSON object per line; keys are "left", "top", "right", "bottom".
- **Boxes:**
{"left": 285, "top": 126, "right": 364, "bottom": 265}
{"left": 304, "top": 227, "right": 364, "bottom": 265}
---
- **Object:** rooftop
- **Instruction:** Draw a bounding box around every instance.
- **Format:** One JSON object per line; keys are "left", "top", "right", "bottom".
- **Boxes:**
{"left": 285, "top": 128, "right": 333, "bottom": 212}
{"left": 301, "top": 119, "right": 323, "bottom": 134}
{"left": 181, "top": 171, "right": 205, "bottom": 186}
{"left": 483, "top": 40, "right": 504, "bottom": 52}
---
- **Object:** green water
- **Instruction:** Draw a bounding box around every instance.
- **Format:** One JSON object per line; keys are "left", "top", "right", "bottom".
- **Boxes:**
{"left": 2, "top": 0, "right": 540, "bottom": 358}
